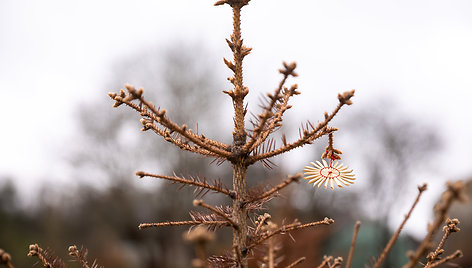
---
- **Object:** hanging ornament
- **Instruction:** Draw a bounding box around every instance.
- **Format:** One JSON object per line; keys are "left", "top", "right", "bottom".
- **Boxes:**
{"left": 303, "top": 159, "right": 355, "bottom": 190}
{"left": 303, "top": 133, "right": 355, "bottom": 190}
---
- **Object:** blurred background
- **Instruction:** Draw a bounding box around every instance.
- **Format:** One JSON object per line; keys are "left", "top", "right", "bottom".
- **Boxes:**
{"left": 1, "top": 0, "right": 471, "bottom": 267}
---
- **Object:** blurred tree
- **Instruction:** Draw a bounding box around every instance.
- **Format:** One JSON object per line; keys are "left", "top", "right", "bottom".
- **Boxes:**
{"left": 345, "top": 102, "right": 441, "bottom": 223}
{"left": 65, "top": 42, "right": 229, "bottom": 268}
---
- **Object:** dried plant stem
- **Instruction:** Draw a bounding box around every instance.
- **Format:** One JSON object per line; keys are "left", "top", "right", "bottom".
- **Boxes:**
{"left": 138, "top": 96, "right": 232, "bottom": 157}
{"left": 247, "top": 218, "right": 334, "bottom": 250}
{"left": 247, "top": 102, "right": 343, "bottom": 164}
{"left": 268, "top": 236, "right": 275, "bottom": 268}
{"left": 233, "top": 245, "right": 242, "bottom": 266}
{"left": 109, "top": 88, "right": 232, "bottom": 158}
{"left": 244, "top": 72, "right": 290, "bottom": 152}
{"left": 27, "top": 244, "right": 56, "bottom": 268}
{"left": 403, "top": 181, "right": 465, "bottom": 268}
{"left": 251, "top": 84, "right": 298, "bottom": 152}
{"left": 345, "top": 221, "right": 361, "bottom": 268}
{"left": 317, "top": 256, "right": 333, "bottom": 268}
{"left": 424, "top": 218, "right": 461, "bottom": 268}
{"left": 221, "top": 2, "right": 251, "bottom": 266}
{"left": 285, "top": 257, "right": 306, "bottom": 268}
{"left": 246, "top": 173, "right": 301, "bottom": 204}
{"left": 248, "top": 126, "right": 336, "bottom": 164}
{"left": 248, "top": 90, "right": 354, "bottom": 165}
{"left": 424, "top": 231, "right": 450, "bottom": 267}
{"left": 427, "top": 250, "right": 463, "bottom": 268}
{"left": 232, "top": 162, "right": 247, "bottom": 265}
{"left": 135, "top": 171, "right": 231, "bottom": 196}
{"left": 138, "top": 220, "right": 229, "bottom": 229}
{"left": 194, "top": 200, "right": 238, "bottom": 230}
{"left": 373, "top": 184, "right": 427, "bottom": 268}
{"left": 231, "top": 5, "right": 246, "bottom": 139}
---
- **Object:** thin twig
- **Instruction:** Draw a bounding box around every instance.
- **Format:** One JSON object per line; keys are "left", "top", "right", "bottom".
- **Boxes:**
{"left": 249, "top": 82, "right": 299, "bottom": 153}
{"left": 373, "top": 184, "right": 427, "bottom": 268}
{"left": 247, "top": 218, "right": 334, "bottom": 250}
{"left": 285, "top": 257, "right": 306, "bottom": 268}
{"left": 194, "top": 200, "right": 239, "bottom": 230}
{"left": 345, "top": 221, "right": 361, "bottom": 268}
{"left": 244, "top": 69, "right": 292, "bottom": 152}
{"left": 424, "top": 218, "right": 461, "bottom": 268}
{"left": 428, "top": 250, "right": 463, "bottom": 268}
{"left": 247, "top": 90, "right": 354, "bottom": 165}
{"left": 108, "top": 87, "right": 232, "bottom": 158}
{"left": 247, "top": 126, "right": 337, "bottom": 165}
{"left": 27, "top": 244, "right": 65, "bottom": 268}
{"left": 138, "top": 220, "right": 229, "bottom": 229}
{"left": 403, "top": 181, "right": 466, "bottom": 268}
{"left": 245, "top": 173, "right": 301, "bottom": 204}
{"left": 135, "top": 171, "right": 231, "bottom": 196}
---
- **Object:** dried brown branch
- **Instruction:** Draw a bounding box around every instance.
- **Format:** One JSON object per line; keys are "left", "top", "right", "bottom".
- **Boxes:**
{"left": 27, "top": 244, "right": 65, "bottom": 268}
{"left": 403, "top": 181, "right": 466, "bottom": 268}
{"left": 248, "top": 126, "right": 337, "bottom": 165}
{"left": 427, "top": 250, "right": 463, "bottom": 268}
{"left": 194, "top": 200, "right": 239, "bottom": 230}
{"left": 135, "top": 171, "right": 232, "bottom": 197}
{"left": 373, "top": 183, "right": 427, "bottom": 268}
{"left": 247, "top": 217, "right": 334, "bottom": 251}
{"left": 189, "top": 209, "right": 236, "bottom": 232}
{"left": 141, "top": 119, "right": 223, "bottom": 157}
{"left": 250, "top": 84, "right": 300, "bottom": 154}
{"left": 244, "top": 63, "right": 298, "bottom": 152}
{"left": 108, "top": 86, "right": 232, "bottom": 159}
{"left": 286, "top": 257, "right": 306, "bottom": 268}
{"left": 424, "top": 218, "right": 461, "bottom": 268}
{"left": 247, "top": 90, "right": 354, "bottom": 165}
{"left": 245, "top": 173, "right": 301, "bottom": 204}
{"left": 0, "top": 249, "right": 14, "bottom": 268}
{"left": 138, "top": 220, "right": 229, "bottom": 230}
{"left": 346, "top": 221, "right": 361, "bottom": 268}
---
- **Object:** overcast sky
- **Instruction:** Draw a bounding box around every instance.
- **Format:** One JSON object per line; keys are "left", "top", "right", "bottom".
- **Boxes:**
{"left": 1, "top": 0, "right": 471, "bottom": 237}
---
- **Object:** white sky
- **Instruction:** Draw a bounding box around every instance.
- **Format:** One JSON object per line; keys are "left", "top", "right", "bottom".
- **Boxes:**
{"left": 1, "top": 0, "right": 472, "bottom": 237}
